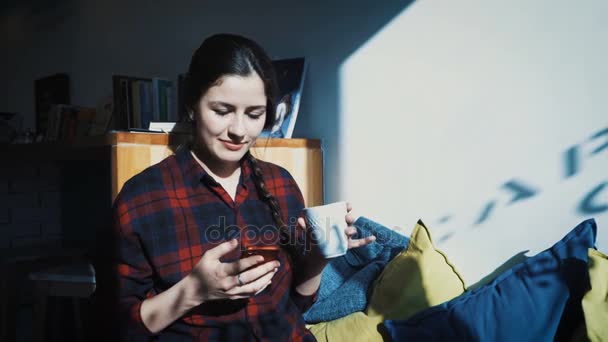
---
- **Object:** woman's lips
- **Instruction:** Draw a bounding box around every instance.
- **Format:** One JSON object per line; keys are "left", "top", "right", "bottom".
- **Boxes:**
{"left": 221, "top": 140, "right": 247, "bottom": 151}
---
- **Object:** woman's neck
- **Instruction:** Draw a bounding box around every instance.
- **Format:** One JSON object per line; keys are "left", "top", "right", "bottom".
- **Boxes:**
{"left": 190, "top": 147, "right": 241, "bottom": 181}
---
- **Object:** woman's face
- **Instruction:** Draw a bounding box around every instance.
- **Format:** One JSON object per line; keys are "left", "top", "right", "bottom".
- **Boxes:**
{"left": 194, "top": 73, "right": 267, "bottom": 165}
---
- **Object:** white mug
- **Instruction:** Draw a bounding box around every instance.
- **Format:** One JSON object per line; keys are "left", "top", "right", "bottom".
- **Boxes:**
{"left": 302, "top": 201, "right": 349, "bottom": 258}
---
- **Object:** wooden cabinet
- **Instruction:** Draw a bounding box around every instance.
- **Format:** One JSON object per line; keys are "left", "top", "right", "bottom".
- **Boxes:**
{"left": 109, "top": 132, "right": 323, "bottom": 206}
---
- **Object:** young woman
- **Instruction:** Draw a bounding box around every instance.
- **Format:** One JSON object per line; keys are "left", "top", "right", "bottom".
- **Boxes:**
{"left": 113, "top": 33, "right": 375, "bottom": 341}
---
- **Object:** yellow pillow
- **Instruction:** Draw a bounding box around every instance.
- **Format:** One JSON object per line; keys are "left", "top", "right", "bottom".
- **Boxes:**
{"left": 306, "top": 313, "right": 387, "bottom": 342}
{"left": 366, "top": 220, "right": 466, "bottom": 320}
{"left": 581, "top": 248, "right": 608, "bottom": 342}
{"left": 306, "top": 220, "right": 466, "bottom": 342}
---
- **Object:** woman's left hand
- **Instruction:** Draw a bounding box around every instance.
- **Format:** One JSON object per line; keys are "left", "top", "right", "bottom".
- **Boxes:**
{"left": 292, "top": 202, "right": 377, "bottom": 293}
{"left": 344, "top": 202, "right": 376, "bottom": 249}
{"left": 296, "top": 202, "right": 376, "bottom": 253}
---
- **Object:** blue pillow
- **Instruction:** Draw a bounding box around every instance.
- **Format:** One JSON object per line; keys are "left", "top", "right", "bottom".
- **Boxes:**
{"left": 384, "top": 218, "right": 597, "bottom": 342}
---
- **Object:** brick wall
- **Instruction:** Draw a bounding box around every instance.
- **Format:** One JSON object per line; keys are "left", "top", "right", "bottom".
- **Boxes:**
{"left": 0, "top": 163, "right": 64, "bottom": 251}
{"left": 0, "top": 158, "right": 113, "bottom": 254}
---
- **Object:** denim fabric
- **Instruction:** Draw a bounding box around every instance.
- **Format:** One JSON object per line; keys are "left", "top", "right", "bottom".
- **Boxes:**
{"left": 302, "top": 216, "right": 409, "bottom": 323}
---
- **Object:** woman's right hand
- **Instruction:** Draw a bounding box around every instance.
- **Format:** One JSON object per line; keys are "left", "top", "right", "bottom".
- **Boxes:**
{"left": 185, "top": 239, "right": 280, "bottom": 305}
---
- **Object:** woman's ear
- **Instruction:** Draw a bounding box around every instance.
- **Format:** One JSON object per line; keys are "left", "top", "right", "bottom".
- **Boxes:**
{"left": 187, "top": 109, "right": 195, "bottom": 122}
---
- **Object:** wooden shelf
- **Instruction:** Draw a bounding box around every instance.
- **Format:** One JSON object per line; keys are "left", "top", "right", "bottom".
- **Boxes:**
{"left": 106, "top": 131, "right": 321, "bottom": 148}
{"left": 1, "top": 131, "right": 324, "bottom": 206}
{"left": 0, "top": 141, "right": 109, "bottom": 162}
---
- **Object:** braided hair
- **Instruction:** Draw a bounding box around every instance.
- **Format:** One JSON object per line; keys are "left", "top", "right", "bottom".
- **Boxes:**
{"left": 245, "top": 152, "right": 301, "bottom": 261}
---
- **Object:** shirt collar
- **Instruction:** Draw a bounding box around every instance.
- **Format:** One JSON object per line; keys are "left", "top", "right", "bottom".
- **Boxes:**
{"left": 175, "top": 147, "right": 252, "bottom": 187}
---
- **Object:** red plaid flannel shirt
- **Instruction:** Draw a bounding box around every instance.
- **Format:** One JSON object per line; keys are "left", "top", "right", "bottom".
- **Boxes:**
{"left": 114, "top": 148, "right": 317, "bottom": 341}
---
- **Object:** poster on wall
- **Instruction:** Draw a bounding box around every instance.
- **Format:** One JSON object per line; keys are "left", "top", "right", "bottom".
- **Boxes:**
{"left": 259, "top": 57, "right": 307, "bottom": 139}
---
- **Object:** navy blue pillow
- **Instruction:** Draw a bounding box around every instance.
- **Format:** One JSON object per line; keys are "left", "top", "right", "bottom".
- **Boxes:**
{"left": 384, "top": 218, "right": 597, "bottom": 342}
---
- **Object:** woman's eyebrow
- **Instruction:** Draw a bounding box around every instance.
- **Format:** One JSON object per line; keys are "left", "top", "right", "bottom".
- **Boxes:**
{"left": 208, "top": 101, "right": 234, "bottom": 109}
{"left": 246, "top": 105, "right": 266, "bottom": 111}
{"left": 208, "top": 102, "right": 265, "bottom": 111}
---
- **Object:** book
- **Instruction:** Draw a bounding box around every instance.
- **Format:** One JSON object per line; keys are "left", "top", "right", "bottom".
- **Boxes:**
{"left": 166, "top": 86, "right": 177, "bottom": 121}
{"left": 113, "top": 76, "right": 177, "bottom": 130}
{"left": 44, "top": 104, "right": 96, "bottom": 142}
{"left": 35, "top": 73, "right": 70, "bottom": 136}
{"left": 89, "top": 96, "right": 113, "bottom": 136}
{"left": 0, "top": 112, "right": 19, "bottom": 143}
{"left": 152, "top": 78, "right": 173, "bottom": 123}
{"left": 140, "top": 82, "right": 154, "bottom": 130}
{"left": 177, "top": 73, "right": 187, "bottom": 121}
{"left": 75, "top": 107, "right": 96, "bottom": 138}
{"left": 259, "top": 57, "right": 307, "bottom": 139}
{"left": 112, "top": 75, "right": 152, "bottom": 130}
{"left": 131, "top": 81, "right": 142, "bottom": 128}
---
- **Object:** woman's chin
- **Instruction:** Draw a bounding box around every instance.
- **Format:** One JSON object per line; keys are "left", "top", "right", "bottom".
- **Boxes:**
{"left": 217, "top": 149, "right": 248, "bottom": 163}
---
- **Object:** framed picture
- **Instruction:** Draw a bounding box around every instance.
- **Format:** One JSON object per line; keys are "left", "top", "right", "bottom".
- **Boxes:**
{"left": 259, "top": 57, "right": 307, "bottom": 139}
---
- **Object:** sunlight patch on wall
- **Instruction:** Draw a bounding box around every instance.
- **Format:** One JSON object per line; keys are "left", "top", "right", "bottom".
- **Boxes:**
{"left": 339, "top": 0, "right": 608, "bottom": 284}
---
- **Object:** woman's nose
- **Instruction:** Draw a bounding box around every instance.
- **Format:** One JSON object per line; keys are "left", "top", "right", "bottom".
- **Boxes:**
{"left": 227, "top": 114, "right": 246, "bottom": 138}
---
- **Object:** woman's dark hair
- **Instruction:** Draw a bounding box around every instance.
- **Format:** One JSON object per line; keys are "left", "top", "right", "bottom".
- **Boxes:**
{"left": 184, "top": 33, "right": 278, "bottom": 129}
{"left": 184, "top": 33, "right": 300, "bottom": 261}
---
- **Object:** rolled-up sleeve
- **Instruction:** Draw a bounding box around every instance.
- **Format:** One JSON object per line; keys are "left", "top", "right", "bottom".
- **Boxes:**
{"left": 291, "top": 288, "right": 319, "bottom": 313}
{"left": 278, "top": 169, "right": 320, "bottom": 313}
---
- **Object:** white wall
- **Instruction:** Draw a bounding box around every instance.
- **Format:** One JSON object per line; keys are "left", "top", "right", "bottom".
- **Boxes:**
{"left": 341, "top": 0, "right": 608, "bottom": 284}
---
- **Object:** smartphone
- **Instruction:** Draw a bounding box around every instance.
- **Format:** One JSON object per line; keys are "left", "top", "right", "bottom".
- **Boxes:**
{"left": 241, "top": 245, "right": 280, "bottom": 261}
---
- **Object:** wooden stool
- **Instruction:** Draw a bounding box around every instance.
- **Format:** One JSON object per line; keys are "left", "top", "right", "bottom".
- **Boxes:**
{"left": 0, "top": 247, "right": 86, "bottom": 342}
{"left": 29, "top": 261, "right": 96, "bottom": 342}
